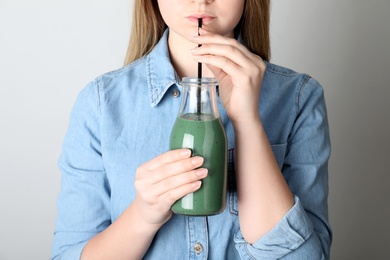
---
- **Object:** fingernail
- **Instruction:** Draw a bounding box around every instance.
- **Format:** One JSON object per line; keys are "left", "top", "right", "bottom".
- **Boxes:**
{"left": 196, "top": 168, "right": 208, "bottom": 177}
{"left": 180, "top": 149, "right": 191, "bottom": 157}
{"left": 191, "top": 181, "right": 202, "bottom": 188}
{"left": 191, "top": 157, "right": 204, "bottom": 166}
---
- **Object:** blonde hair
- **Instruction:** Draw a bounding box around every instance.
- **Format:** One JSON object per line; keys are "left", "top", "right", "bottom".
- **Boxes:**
{"left": 124, "top": 0, "right": 270, "bottom": 65}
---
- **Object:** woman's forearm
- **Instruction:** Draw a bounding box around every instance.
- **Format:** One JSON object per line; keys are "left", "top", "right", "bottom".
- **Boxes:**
{"left": 234, "top": 117, "right": 294, "bottom": 244}
{"left": 81, "top": 201, "right": 161, "bottom": 260}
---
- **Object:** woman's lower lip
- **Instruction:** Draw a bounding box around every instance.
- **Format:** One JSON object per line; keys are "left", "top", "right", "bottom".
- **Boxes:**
{"left": 187, "top": 17, "right": 215, "bottom": 24}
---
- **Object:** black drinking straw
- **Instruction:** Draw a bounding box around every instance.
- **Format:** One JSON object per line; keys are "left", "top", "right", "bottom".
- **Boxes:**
{"left": 197, "top": 18, "right": 202, "bottom": 115}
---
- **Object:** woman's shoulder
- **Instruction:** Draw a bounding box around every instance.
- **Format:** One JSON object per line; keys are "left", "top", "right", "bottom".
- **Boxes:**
{"left": 262, "top": 61, "right": 326, "bottom": 116}
{"left": 75, "top": 56, "right": 150, "bottom": 108}
{"left": 264, "top": 61, "right": 310, "bottom": 80}
{"left": 98, "top": 56, "right": 148, "bottom": 82}
{"left": 264, "top": 61, "right": 323, "bottom": 93}
{"left": 84, "top": 56, "right": 150, "bottom": 96}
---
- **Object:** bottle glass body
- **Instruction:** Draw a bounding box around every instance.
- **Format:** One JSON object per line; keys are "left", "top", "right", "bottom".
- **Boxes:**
{"left": 169, "top": 77, "right": 227, "bottom": 216}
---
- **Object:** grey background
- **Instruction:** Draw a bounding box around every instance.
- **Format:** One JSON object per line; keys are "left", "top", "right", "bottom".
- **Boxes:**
{"left": 0, "top": 0, "right": 389, "bottom": 259}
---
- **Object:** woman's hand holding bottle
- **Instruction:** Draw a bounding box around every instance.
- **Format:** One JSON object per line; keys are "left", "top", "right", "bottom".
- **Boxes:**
{"left": 133, "top": 149, "right": 207, "bottom": 226}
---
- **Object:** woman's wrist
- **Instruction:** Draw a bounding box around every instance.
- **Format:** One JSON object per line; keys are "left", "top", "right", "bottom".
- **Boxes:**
{"left": 231, "top": 113, "right": 263, "bottom": 135}
{"left": 130, "top": 199, "right": 169, "bottom": 234}
{"left": 81, "top": 201, "right": 162, "bottom": 260}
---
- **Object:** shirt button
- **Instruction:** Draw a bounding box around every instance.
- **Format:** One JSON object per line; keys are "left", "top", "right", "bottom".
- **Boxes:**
{"left": 172, "top": 89, "right": 180, "bottom": 98}
{"left": 194, "top": 242, "right": 203, "bottom": 255}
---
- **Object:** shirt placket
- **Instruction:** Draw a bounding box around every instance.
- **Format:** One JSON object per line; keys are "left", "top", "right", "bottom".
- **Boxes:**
{"left": 187, "top": 216, "right": 209, "bottom": 259}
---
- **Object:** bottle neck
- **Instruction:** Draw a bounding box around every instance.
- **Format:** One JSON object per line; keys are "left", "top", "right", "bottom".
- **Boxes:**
{"left": 178, "top": 77, "right": 219, "bottom": 120}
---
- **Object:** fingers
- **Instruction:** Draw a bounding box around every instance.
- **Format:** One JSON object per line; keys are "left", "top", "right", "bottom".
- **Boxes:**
{"left": 134, "top": 149, "right": 208, "bottom": 225}
{"left": 192, "top": 41, "right": 262, "bottom": 74}
{"left": 194, "top": 28, "right": 251, "bottom": 58}
{"left": 144, "top": 148, "right": 192, "bottom": 171}
{"left": 160, "top": 179, "right": 202, "bottom": 207}
{"left": 191, "top": 28, "right": 265, "bottom": 74}
{"left": 134, "top": 151, "right": 208, "bottom": 214}
{"left": 193, "top": 28, "right": 257, "bottom": 61}
{"left": 193, "top": 52, "right": 246, "bottom": 80}
{"left": 192, "top": 41, "right": 250, "bottom": 72}
{"left": 148, "top": 156, "right": 205, "bottom": 184}
{"left": 154, "top": 168, "right": 208, "bottom": 199}
{"left": 136, "top": 149, "right": 206, "bottom": 198}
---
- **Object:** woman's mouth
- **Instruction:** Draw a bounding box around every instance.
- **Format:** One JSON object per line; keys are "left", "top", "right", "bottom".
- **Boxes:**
{"left": 187, "top": 15, "right": 215, "bottom": 24}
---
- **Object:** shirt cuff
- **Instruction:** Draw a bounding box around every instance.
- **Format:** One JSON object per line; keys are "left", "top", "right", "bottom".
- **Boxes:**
{"left": 234, "top": 196, "right": 313, "bottom": 259}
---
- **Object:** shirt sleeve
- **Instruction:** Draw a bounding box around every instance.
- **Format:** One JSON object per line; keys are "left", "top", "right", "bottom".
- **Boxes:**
{"left": 234, "top": 77, "right": 332, "bottom": 259}
{"left": 51, "top": 79, "right": 111, "bottom": 259}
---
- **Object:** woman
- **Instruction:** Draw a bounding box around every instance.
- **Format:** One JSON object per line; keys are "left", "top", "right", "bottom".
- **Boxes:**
{"left": 52, "top": 0, "right": 332, "bottom": 259}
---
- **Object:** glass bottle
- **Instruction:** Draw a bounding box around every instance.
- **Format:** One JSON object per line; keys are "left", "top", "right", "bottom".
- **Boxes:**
{"left": 169, "top": 77, "right": 227, "bottom": 216}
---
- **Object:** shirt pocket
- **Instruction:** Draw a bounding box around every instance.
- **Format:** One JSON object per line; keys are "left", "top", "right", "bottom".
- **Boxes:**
{"left": 228, "top": 143, "right": 287, "bottom": 216}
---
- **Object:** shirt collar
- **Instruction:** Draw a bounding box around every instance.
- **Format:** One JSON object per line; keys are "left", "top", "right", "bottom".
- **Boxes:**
{"left": 146, "top": 29, "right": 179, "bottom": 107}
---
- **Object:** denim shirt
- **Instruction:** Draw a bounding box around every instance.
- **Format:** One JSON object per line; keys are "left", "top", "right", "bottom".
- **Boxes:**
{"left": 52, "top": 30, "right": 331, "bottom": 260}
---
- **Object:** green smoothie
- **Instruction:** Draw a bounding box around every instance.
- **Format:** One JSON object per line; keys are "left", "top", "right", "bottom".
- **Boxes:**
{"left": 170, "top": 113, "right": 227, "bottom": 216}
